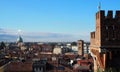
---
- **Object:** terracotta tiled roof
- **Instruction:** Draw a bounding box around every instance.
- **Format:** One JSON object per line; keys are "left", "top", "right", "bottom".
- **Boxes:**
{"left": 5, "top": 62, "right": 32, "bottom": 72}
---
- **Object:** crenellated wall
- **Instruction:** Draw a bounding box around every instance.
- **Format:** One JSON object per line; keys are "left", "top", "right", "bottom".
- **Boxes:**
{"left": 90, "top": 10, "right": 120, "bottom": 72}
{"left": 91, "top": 10, "right": 120, "bottom": 47}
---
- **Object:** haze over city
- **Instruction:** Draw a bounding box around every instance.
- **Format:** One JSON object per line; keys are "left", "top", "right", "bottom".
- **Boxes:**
{"left": 1, "top": 0, "right": 120, "bottom": 72}
{"left": 0, "top": 0, "right": 120, "bottom": 42}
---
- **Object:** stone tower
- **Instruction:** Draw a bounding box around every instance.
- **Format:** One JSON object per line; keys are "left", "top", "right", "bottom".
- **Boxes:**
{"left": 77, "top": 40, "right": 84, "bottom": 56}
{"left": 90, "top": 10, "right": 120, "bottom": 72}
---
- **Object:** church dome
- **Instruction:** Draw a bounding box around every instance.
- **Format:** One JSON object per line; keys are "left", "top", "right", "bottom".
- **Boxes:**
{"left": 17, "top": 36, "right": 23, "bottom": 43}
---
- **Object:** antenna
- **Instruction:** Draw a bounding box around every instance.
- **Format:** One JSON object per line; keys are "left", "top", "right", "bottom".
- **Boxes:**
{"left": 98, "top": 2, "right": 101, "bottom": 11}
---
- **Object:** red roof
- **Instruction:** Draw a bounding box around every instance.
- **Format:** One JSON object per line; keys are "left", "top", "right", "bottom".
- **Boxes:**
{"left": 5, "top": 62, "right": 32, "bottom": 72}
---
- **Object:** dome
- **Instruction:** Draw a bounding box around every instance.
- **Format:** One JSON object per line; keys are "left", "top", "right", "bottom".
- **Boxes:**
{"left": 17, "top": 36, "right": 23, "bottom": 43}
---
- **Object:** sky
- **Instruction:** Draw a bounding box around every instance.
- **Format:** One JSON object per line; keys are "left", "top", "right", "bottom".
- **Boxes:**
{"left": 0, "top": 0, "right": 120, "bottom": 42}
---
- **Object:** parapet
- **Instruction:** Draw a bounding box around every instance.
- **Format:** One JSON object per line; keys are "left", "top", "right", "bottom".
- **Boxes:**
{"left": 96, "top": 10, "right": 120, "bottom": 19}
{"left": 91, "top": 32, "right": 95, "bottom": 39}
{"left": 107, "top": 10, "right": 113, "bottom": 18}
{"left": 115, "top": 10, "right": 120, "bottom": 18}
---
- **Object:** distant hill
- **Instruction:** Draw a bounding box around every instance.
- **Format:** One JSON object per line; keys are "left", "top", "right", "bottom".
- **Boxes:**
{"left": 0, "top": 34, "right": 17, "bottom": 42}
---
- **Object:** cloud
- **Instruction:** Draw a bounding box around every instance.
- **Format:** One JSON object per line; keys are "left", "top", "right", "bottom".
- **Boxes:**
{"left": 0, "top": 28, "right": 89, "bottom": 42}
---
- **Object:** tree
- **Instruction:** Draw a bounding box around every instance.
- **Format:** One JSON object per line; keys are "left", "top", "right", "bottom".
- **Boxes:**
{"left": 0, "top": 41, "right": 6, "bottom": 50}
{"left": 71, "top": 42, "right": 77, "bottom": 46}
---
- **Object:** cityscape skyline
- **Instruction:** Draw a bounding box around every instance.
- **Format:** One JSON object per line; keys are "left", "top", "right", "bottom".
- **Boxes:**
{"left": 0, "top": 0, "right": 120, "bottom": 42}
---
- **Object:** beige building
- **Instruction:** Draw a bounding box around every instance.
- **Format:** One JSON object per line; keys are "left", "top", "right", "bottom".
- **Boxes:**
{"left": 53, "top": 47, "right": 62, "bottom": 54}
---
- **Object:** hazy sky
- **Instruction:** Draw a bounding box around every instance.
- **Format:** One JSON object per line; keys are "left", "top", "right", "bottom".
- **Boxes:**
{"left": 0, "top": 0, "right": 120, "bottom": 42}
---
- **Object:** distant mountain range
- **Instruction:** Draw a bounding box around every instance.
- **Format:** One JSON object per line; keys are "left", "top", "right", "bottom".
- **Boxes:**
{"left": 0, "top": 34, "right": 17, "bottom": 42}
{"left": 0, "top": 28, "right": 17, "bottom": 41}
{"left": 0, "top": 28, "right": 89, "bottom": 42}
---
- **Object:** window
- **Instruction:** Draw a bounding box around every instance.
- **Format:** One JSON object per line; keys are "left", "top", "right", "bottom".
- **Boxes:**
{"left": 106, "top": 29, "right": 109, "bottom": 41}
{"left": 79, "top": 47, "right": 81, "bottom": 49}
{"left": 106, "top": 26, "right": 108, "bottom": 30}
{"left": 112, "top": 25, "right": 115, "bottom": 40}
{"left": 113, "top": 25, "right": 115, "bottom": 30}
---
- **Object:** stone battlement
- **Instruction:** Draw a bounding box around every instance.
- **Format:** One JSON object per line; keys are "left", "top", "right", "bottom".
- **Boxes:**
{"left": 96, "top": 10, "right": 120, "bottom": 19}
